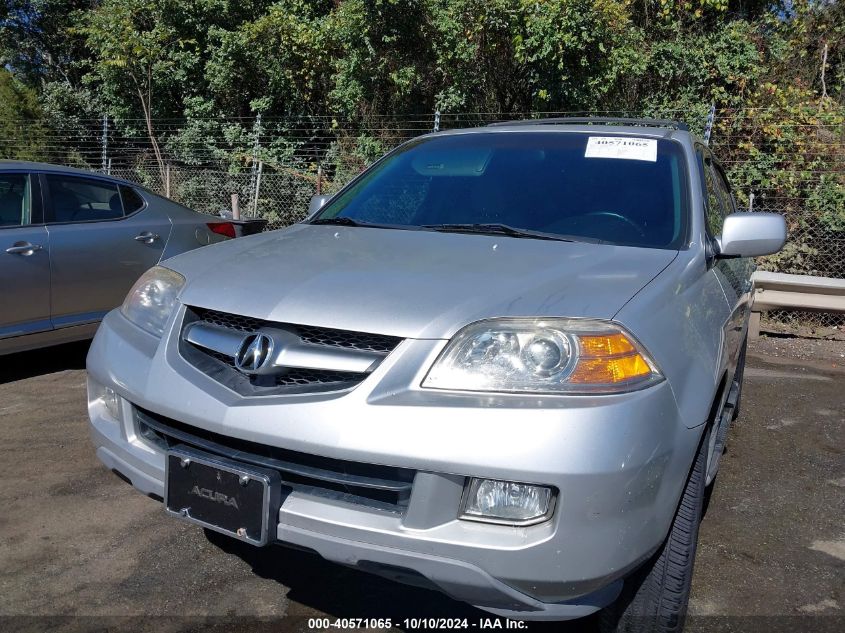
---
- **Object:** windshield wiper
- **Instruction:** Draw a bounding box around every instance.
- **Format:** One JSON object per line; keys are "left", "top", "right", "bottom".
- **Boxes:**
{"left": 310, "top": 216, "right": 372, "bottom": 227}
{"left": 312, "top": 219, "right": 596, "bottom": 243}
{"left": 421, "top": 223, "right": 579, "bottom": 243}
{"left": 311, "top": 217, "right": 435, "bottom": 233}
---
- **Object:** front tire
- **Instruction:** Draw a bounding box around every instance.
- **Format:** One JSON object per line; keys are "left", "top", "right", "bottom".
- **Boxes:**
{"left": 599, "top": 428, "right": 709, "bottom": 633}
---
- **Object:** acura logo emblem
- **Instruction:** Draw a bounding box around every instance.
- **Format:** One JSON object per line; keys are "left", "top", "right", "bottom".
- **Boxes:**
{"left": 235, "top": 333, "right": 274, "bottom": 374}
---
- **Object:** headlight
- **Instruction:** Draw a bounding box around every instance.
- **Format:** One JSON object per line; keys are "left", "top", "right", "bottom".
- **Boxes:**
{"left": 120, "top": 266, "right": 185, "bottom": 337}
{"left": 422, "top": 318, "right": 661, "bottom": 394}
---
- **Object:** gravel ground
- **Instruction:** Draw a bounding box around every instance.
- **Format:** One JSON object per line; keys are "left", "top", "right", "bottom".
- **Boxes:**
{"left": 750, "top": 335, "right": 845, "bottom": 364}
{"left": 0, "top": 336, "right": 842, "bottom": 633}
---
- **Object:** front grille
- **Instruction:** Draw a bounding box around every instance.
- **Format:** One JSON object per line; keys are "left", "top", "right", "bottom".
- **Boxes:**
{"left": 193, "top": 351, "right": 367, "bottom": 388}
{"left": 194, "top": 307, "right": 402, "bottom": 354}
{"left": 181, "top": 307, "right": 403, "bottom": 396}
{"left": 136, "top": 407, "right": 415, "bottom": 513}
{"left": 205, "top": 348, "right": 236, "bottom": 368}
{"left": 276, "top": 368, "right": 368, "bottom": 386}
{"left": 296, "top": 324, "right": 400, "bottom": 354}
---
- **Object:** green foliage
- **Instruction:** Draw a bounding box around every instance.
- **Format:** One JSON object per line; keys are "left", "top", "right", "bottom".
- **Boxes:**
{"left": 757, "top": 239, "right": 820, "bottom": 276}
{"left": 74, "top": 0, "right": 206, "bottom": 120}
{"left": 0, "top": 1, "right": 92, "bottom": 87}
{"left": 808, "top": 176, "right": 845, "bottom": 233}
{"left": 204, "top": 1, "right": 333, "bottom": 116}
{"left": 0, "top": 68, "right": 49, "bottom": 160}
{"left": 427, "top": 0, "right": 639, "bottom": 112}
{"left": 328, "top": 0, "right": 435, "bottom": 116}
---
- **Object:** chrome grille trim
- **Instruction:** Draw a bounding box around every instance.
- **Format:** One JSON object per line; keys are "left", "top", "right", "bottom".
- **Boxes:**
{"left": 183, "top": 322, "right": 242, "bottom": 357}
{"left": 180, "top": 306, "right": 403, "bottom": 395}
{"left": 193, "top": 307, "right": 403, "bottom": 354}
{"left": 184, "top": 321, "right": 383, "bottom": 374}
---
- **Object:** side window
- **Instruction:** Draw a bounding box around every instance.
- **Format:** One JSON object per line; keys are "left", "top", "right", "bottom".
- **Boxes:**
{"left": 712, "top": 166, "right": 735, "bottom": 216}
{"left": 119, "top": 185, "right": 146, "bottom": 214}
{"left": 46, "top": 175, "right": 124, "bottom": 223}
{"left": 0, "top": 174, "right": 30, "bottom": 227}
{"left": 699, "top": 152, "right": 726, "bottom": 236}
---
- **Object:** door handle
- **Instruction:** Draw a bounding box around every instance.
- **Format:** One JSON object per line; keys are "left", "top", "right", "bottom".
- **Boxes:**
{"left": 5, "top": 242, "right": 43, "bottom": 256}
{"left": 134, "top": 231, "right": 160, "bottom": 244}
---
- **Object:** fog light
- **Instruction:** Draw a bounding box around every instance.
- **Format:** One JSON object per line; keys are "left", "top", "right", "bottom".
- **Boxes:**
{"left": 87, "top": 379, "right": 122, "bottom": 422}
{"left": 461, "top": 478, "right": 554, "bottom": 525}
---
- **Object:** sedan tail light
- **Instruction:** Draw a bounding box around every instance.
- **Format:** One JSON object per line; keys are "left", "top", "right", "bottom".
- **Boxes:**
{"left": 207, "top": 222, "right": 236, "bottom": 239}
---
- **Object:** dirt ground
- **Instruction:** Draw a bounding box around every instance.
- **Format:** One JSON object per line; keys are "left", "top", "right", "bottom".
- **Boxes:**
{"left": 0, "top": 336, "right": 842, "bottom": 633}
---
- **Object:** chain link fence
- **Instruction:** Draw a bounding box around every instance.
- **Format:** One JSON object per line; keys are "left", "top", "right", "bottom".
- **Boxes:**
{"left": 749, "top": 198, "right": 845, "bottom": 279}
{"left": 756, "top": 198, "right": 845, "bottom": 338}
{"left": 110, "top": 166, "right": 318, "bottom": 227}
{"left": 746, "top": 197, "right": 845, "bottom": 337}
{"left": 762, "top": 311, "right": 845, "bottom": 339}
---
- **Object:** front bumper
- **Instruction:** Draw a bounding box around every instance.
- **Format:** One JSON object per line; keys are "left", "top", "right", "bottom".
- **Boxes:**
{"left": 87, "top": 308, "right": 702, "bottom": 620}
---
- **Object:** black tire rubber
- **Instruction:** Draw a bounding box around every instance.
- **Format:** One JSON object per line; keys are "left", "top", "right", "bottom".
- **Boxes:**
{"left": 598, "top": 427, "right": 709, "bottom": 633}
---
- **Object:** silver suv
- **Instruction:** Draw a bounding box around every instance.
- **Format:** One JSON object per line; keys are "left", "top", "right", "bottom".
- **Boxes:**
{"left": 87, "top": 119, "right": 786, "bottom": 631}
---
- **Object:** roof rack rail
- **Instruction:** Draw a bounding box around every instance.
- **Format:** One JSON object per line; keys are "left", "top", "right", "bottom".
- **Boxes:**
{"left": 487, "top": 117, "right": 690, "bottom": 131}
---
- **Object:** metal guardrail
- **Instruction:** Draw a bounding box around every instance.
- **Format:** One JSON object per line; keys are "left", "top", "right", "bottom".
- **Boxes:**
{"left": 750, "top": 271, "right": 845, "bottom": 338}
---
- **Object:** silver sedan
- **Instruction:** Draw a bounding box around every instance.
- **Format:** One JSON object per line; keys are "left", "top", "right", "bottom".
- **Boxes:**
{"left": 0, "top": 161, "right": 237, "bottom": 354}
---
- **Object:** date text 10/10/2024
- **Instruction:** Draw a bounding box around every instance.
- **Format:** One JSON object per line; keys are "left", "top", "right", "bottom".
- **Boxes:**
{"left": 307, "top": 618, "right": 529, "bottom": 630}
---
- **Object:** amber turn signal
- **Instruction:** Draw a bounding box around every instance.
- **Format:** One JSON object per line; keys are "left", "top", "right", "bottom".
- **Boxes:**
{"left": 576, "top": 333, "right": 637, "bottom": 357}
{"left": 569, "top": 333, "right": 654, "bottom": 385}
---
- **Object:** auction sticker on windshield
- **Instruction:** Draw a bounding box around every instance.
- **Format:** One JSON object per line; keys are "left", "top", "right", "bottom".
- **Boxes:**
{"left": 584, "top": 136, "right": 658, "bottom": 162}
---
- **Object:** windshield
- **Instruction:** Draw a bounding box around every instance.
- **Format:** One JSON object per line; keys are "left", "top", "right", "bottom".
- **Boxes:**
{"left": 314, "top": 131, "right": 689, "bottom": 249}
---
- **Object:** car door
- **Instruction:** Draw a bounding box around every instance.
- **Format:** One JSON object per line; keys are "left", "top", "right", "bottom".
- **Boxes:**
{"left": 42, "top": 173, "right": 173, "bottom": 328}
{"left": 0, "top": 172, "right": 51, "bottom": 339}
{"left": 712, "top": 159, "right": 753, "bottom": 361}
{"left": 697, "top": 149, "right": 748, "bottom": 376}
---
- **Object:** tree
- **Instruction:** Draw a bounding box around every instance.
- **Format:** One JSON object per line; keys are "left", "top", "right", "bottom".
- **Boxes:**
{"left": 0, "top": 67, "right": 49, "bottom": 160}
{"left": 76, "top": 0, "right": 200, "bottom": 180}
{"left": 0, "top": 1, "right": 93, "bottom": 87}
{"left": 428, "top": 0, "right": 634, "bottom": 112}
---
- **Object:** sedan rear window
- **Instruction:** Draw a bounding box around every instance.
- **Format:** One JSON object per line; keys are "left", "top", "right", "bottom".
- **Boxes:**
{"left": 120, "top": 185, "right": 146, "bottom": 214}
{"left": 46, "top": 175, "right": 124, "bottom": 223}
{"left": 317, "top": 132, "right": 689, "bottom": 249}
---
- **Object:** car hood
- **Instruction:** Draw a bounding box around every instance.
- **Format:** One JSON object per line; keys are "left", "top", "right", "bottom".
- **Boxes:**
{"left": 168, "top": 224, "right": 677, "bottom": 339}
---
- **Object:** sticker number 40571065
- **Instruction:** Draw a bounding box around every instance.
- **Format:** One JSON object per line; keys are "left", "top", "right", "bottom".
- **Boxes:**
{"left": 585, "top": 136, "right": 657, "bottom": 162}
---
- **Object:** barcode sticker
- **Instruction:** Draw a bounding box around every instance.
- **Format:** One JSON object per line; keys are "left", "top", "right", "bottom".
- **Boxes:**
{"left": 585, "top": 136, "right": 657, "bottom": 162}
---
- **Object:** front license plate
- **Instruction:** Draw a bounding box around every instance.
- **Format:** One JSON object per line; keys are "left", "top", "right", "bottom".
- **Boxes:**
{"left": 165, "top": 447, "right": 281, "bottom": 546}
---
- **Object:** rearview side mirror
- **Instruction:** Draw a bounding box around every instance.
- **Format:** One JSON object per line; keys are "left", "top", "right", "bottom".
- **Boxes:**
{"left": 308, "top": 194, "right": 331, "bottom": 217}
{"left": 716, "top": 212, "right": 787, "bottom": 258}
